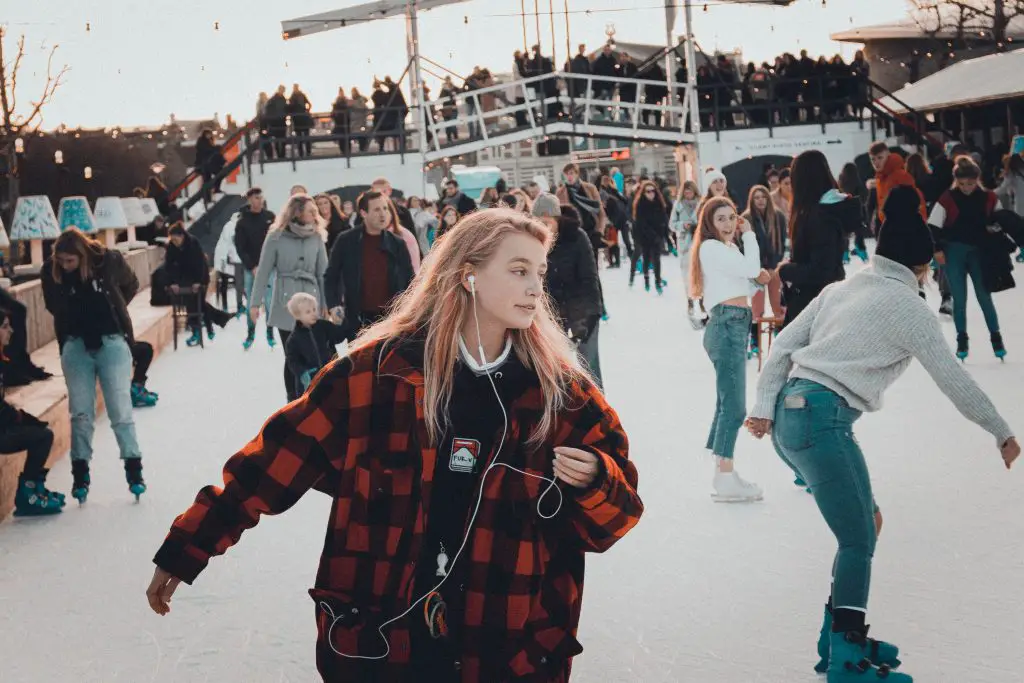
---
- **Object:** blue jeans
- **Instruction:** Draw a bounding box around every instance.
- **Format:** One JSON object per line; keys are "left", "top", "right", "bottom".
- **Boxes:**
{"left": 243, "top": 269, "right": 273, "bottom": 337}
{"left": 772, "top": 379, "right": 874, "bottom": 609}
{"left": 703, "top": 304, "right": 751, "bottom": 459}
{"left": 578, "top": 322, "right": 603, "bottom": 390}
{"left": 944, "top": 241, "right": 1000, "bottom": 336}
{"left": 61, "top": 335, "right": 142, "bottom": 462}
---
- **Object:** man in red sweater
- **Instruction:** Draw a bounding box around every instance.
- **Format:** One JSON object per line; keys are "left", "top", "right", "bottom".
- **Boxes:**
{"left": 869, "top": 142, "right": 926, "bottom": 222}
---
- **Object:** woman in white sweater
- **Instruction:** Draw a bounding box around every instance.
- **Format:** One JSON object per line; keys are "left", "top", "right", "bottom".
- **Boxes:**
{"left": 690, "top": 196, "right": 771, "bottom": 502}
{"left": 745, "top": 186, "right": 1020, "bottom": 682}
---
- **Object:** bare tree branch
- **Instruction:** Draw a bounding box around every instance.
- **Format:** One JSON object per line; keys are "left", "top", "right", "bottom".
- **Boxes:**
{"left": 0, "top": 29, "right": 68, "bottom": 141}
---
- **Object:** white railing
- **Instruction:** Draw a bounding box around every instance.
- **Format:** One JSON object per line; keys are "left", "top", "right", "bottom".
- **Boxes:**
{"left": 420, "top": 71, "right": 694, "bottom": 159}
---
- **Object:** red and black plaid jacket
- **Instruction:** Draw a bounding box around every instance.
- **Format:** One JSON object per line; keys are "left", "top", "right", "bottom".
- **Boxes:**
{"left": 153, "top": 336, "right": 642, "bottom": 682}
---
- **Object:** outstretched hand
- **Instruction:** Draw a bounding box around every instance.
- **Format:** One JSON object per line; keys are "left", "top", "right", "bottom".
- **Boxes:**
{"left": 146, "top": 567, "right": 182, "bottom": 616}
{"left": 745, "top": 417, "right": 773, "bottom": 439}
{"left": 1001, "top": 437, "right": 1020, "bottom": 470}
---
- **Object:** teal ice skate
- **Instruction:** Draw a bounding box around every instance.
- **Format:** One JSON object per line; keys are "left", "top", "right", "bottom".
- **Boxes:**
{"left": 13, "top": 474, "right": 63, "bottom": 516}
{"left": 816, "top": 606, "right": 901, "bottom": 673}
{"left": 826, "top": 630, "right": 909, "bottom": 682}
{"left": 124, "top": 458, "right": 146, "bottom": 502}
{"left": 131, "top": 383, "right": 158, "bottom": 408}
{"left": 71, "top": 459, "right": 90, "bottom": 504}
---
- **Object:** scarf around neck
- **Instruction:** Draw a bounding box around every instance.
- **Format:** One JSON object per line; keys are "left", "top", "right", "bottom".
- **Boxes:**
{"left": 566, "top": 182, "right": 601, "bottom": 217}
{"left": 288, "top": 220, "right": 317, "bottom": 238}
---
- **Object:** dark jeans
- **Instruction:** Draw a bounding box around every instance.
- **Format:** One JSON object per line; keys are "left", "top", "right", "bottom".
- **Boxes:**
{"left": 131, "top": 341, "right": 153, "bottom": 386}
{"left": 0, "top": 423, "right": 55, "bottom": 479}
{"left": 631, "top": 239, "right": 662, "bottom": 286}
{"left": 279, "top": 328, "right": 298, "bottom": 403}
{"left": 772, "top": 379, "right": 874, "bottom": 609}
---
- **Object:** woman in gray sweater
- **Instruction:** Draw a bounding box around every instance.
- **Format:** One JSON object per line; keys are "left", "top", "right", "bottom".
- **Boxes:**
{"left": 250, "top": 194, "right": 328, "bottom": 402}
{"left": 745, "top": 186, "right": 1019, "bottom": 683}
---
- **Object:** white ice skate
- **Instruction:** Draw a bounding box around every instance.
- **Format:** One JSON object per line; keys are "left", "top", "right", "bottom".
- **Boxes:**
{"left": 688, "top": 310, "right": 708, "bottom": 330}
{"left": 711, "top": 471, "right": 763, "bottom": 503}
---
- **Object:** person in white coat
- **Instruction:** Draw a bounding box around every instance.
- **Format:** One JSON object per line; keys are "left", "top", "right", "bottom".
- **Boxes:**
{"left": 213, "top": 212, "right": 245, "bottom": 316}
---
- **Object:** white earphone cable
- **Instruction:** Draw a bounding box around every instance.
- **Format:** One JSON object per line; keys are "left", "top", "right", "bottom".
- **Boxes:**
{"left": 322, "top": 274, "right": 563, "bottom": 660}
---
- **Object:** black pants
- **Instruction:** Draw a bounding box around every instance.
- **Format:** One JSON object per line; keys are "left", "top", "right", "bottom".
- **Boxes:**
{"left": 620, "top": 225, "right": 635, "bottom": 261}
{"left": 131, "top": 341, "right": 154, "bottom": 386}
{"left": 294, "top": 127, "right": 312, "bottom": 157}
{"left": 279, "top": 328, "right": 298, "bottom": 402}
{"left": 631, "top": 240, "right": 661, "bottom": 286}
{"left": 0, "top": 424, "right": 54, "bottom": 479}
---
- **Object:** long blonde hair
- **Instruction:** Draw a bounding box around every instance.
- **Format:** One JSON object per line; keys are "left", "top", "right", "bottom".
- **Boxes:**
{"left": 689, "top": 196, "right": 738, "bottom": 299}
{"left": 348, "top": 208, "right": 589, "bottom": 447}
{"left": 51, "top": 228, "right": 106, "bottom": 284}
{"left": 272, "top": 193, "right": 327, "bottom": 238}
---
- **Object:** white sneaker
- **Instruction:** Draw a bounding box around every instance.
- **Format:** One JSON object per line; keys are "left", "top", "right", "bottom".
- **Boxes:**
{"left": 712, "top": 471, "right": 764, "bottom": 503}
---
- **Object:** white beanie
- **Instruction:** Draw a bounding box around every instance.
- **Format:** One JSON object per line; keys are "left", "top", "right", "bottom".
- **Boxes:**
{"left": 703, "top": 169, "right": 726, "bottom": 189}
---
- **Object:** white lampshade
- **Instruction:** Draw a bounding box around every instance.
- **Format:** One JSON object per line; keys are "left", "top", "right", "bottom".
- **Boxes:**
{"left": 138, "top": 198, "right": 160, "bottom": 222}
{"left": 10, "top": 196, "right": 61, "bottom": 241}
{"left": 93, "top": 196, "right": 129, "bottom": 230}
{"left": 57, "top": 196, "right": 99, "bottom": 234}
{"left": 0, "top": 215, "right": 9, "bottom": 249}
{"left": 121, "top": 197, "right": 147, "bottom": 226}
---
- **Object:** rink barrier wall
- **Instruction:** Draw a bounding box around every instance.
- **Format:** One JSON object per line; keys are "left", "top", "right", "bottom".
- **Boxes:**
{"left": 0, "top": 246, "right": 172, "bottom": 522}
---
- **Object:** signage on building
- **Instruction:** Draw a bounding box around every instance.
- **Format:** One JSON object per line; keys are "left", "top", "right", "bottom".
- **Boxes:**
{"left": 571, "top": 148, "right": 631, "bottom": 163}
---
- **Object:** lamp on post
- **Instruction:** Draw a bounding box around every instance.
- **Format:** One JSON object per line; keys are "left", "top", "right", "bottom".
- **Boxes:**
{"left": 10, "top": 196, "right": 61, "bottom": 268}
{"left": 120, "top": 197, "right": 148, "bottom": 249}
{"left": 93, "top": 197, "right": 129, "bottom": 248}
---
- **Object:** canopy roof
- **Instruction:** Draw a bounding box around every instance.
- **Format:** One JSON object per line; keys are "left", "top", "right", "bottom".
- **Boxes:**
{"left": 282, "top": 0, "right": 471, "bottom": 39}
{"left": 879, "top": 48, "right": 1024, "bottom": 113}
{"left": 832, "top": 18, "right": 1024, "bottom": 43}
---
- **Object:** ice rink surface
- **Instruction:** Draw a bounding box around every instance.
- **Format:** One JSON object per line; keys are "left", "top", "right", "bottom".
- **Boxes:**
{"left": 2, "top": 254, "right": 1023, "bottom": 682}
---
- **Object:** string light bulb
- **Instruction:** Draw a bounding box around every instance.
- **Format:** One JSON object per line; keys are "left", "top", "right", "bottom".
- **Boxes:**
{"left": 703, "top": 3, "right": 708, "bottom": 12}
{"left": 214, "top": 21, "right": 220, "bottom": 31}
{"left": 84, "top": 167, "right": 92, "bottom": 180}
{"left": 85, "top": 22, "right": 91, "bottom": 33}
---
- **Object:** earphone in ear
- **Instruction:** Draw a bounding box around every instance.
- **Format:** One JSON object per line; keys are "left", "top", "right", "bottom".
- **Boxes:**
{"left": 467, "top": 274, "right": 476, "bottom": 294}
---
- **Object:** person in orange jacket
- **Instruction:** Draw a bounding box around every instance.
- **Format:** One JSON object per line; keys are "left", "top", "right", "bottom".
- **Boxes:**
{"left": 868, "top": 142, "right": 926, "bottom": 223}
{"left": 146, "top": 208, "right": 643, "bottom": 683}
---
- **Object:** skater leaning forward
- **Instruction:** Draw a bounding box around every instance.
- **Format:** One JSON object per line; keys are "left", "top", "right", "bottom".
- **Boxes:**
{"left": 147, "top": 208, "right": 643, "bottom": 682}
{"left": 41, "top": 228, "right": 147, "bottom": 503}
{"left": 691, "top": 196, "right": 772, "bottom": 502}
{"left": 745, "top": 186, "right": 1020, "bottom": 682}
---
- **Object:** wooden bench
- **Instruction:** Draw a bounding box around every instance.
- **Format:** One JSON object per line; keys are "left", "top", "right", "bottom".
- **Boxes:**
{"left": 0, "top": 291, "right": 173, "bottom": 522}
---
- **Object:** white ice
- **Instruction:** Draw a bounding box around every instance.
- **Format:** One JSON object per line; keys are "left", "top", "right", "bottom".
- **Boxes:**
{"left": 2, "top": 255, "right": 1023, "bottom": 683}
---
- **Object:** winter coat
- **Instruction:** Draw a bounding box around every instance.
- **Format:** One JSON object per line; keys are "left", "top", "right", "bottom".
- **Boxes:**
{"left": 875, "top": 154, "right": 926, "bottom": 222}
{"left": 778, "top": 191, "right": 861, "bottom": 326}
{"left": 546, "top": 224, "right": 603, "bottom": 343}
{"left": 233, "top": 208, "right": 276, "bottom": 271}
{"left": 556, "top": 182, "right": 607, "bottom": 238}
{"left": 152, "top": 334, "right": 642, "bottom": 683}
{"left": 264, "top": 94, "right": 288, "bottom": 125}
{"left": 410, "top": 208, "right": 438, "bottom": 255}
{"left": 284, "top": 319, "right": 348, "bottom": 393}
{"left": 164, "top": 233, "right": 210, "bottom": 288}
{"left": 441, "top": 191, "right": 477, "bottom": 216}
{"left": 632, "top": 197, "right": 669, "bottom": 246}
{"left": 250, "top": 226, "right": 329, "bottom": 332}
{"left": 348, "top": 95, "right": 369, "bottom": 131}
{"left": 996, "top": 171, "right": 1024, "bottom": 216}
{"left": 288, "top": 91, "right": 313, "bottom": 129}
{"left": 324, "top": 227, "right": 414, "bottom": 337}
{"left": 41, "top": 249, "right": 139, "bottom": 349}
{"left": 214, "top": 214, "right": 242, "bottom": 275}
{"left": 742, "top": 207, "right": 788, "bottom": 270}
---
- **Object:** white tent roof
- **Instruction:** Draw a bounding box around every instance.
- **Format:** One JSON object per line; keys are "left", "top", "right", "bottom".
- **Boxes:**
{"left": 282, "top": 0, "right": 472, "bottom": 39}
{"left": 879, "top": 48, "right": 1024, "bottom": 113}
{"left": 832, "top": 17, "right": 1024, "bottom": 43}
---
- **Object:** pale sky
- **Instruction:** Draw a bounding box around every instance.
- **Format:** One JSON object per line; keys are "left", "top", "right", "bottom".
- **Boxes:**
{"left": 6, "top": 0, "right": 909, "bottom": 130}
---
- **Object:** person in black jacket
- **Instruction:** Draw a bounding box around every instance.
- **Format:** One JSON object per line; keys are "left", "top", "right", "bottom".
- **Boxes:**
{"left": 289, "top": 83, "right": 313, "bottom": 158}
{"left": 0, "top": 310, "right": 63, "bottom": 516}
{"left": 41, "top": 228, "right": 145, "bottom": 504}
{"left": 631, "top": 180, "right": 670, "bottom": 293}
{"left": 234, "top": 187, "right": 276, "bottom": 349}
{"left": 165, "top": 225, "right": 231, "bottom": 346}
{"left": 283, "top": 293, "right": 348, "bottom": 396}
{"left": 532, "top": 196, "right": 604, "bottom": 387}
{"left": 0, "top": 286, "right": 52, "bottom": 386}
{"left": 777, "top": 150, "right": 862, "bottom": 328}
{"left": 264, "top": 86, "right": 289, "bottom": 159}
{"left": 441, "top": 178, "right": 478, "bottom": 215}
{"left": 325, "top": 191, "right": 415, "bottom": 340}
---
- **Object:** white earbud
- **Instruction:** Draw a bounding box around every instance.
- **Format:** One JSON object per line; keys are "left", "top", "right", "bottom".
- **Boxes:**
{"left": 467, "top": 274, "right": 476, "bottom": 294}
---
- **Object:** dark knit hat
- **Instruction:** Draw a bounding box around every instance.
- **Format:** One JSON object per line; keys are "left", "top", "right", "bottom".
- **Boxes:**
{"left": 168, "top": 223, "right": 187, "bottom": 237}
{"left": 875, "top": 185, "right": 934, "bottom": 269}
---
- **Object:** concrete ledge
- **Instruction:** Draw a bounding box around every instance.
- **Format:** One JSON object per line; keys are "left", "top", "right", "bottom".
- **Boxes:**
{"left": 0, "top": 290, "right": 173, "bottom": 522}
